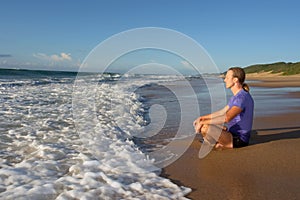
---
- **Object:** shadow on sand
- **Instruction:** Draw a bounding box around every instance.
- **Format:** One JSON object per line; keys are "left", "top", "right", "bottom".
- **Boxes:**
{"left": 250, "top": 126, "right": 300, "bottom": 145}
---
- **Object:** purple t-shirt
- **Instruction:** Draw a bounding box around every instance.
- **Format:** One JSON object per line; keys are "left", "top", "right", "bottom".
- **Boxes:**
{"left": 227, "top": 89, "right": 254, "bottom": 143}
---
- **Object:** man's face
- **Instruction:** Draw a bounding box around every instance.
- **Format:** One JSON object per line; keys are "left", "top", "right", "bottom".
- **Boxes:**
{"left": 224, "top": 70, "right": 235, "bottom": 89}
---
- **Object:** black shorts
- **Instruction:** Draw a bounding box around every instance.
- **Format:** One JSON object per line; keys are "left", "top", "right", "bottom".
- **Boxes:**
{"left": 232, "top": 136, "right": 248, "bottom": 148}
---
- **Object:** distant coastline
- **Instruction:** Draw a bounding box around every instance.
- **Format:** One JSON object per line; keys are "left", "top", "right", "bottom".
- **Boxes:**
{"left": 246, "top": 71, "right": 300, "bottom": 88}
{"left": 218, "top": 61, "right": 300, "bottom": 87}
{"left": 243, "top": 61, "right": 300, "bottom": 75}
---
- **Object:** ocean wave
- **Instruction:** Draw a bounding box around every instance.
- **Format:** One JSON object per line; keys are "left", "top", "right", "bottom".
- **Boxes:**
{"left": 0, "top": 72, "right": 191, "bottom": 199}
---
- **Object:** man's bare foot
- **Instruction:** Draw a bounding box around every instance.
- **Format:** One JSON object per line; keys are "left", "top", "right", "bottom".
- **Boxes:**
{"left": 214, "top": 142, "right": 224, "bottom": 150}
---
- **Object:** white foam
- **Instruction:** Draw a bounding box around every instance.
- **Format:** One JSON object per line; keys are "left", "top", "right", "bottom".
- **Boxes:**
{"left": 0, "top": 74, "right": 191, "bottom": 199}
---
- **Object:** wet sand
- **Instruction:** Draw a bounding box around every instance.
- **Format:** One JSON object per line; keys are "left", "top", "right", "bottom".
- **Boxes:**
{"left": 161, "top": 75, "right": 300, "bottom": 200}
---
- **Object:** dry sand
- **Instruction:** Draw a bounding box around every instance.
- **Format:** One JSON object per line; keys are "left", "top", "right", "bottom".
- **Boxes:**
{"left": 246, "top": 72, "right": 300, "bottom": 88}
{"left": 161, "top": 74, "right": 300, "bottom": 200}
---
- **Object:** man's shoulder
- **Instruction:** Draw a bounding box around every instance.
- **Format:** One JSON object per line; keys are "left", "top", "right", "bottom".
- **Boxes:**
{"left": 237, "top": 89, "right": 251, "bottom": 98}
{"left": 239, "top": 90, "right": 254, "bottom": 105}
{"left": 234, "top": 90, "right": 254, "bottom": 104}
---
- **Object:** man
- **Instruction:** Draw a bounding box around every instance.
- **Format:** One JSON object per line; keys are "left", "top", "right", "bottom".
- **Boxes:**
{"left": 193, "top": 67, "right": 254, "bottom": 158}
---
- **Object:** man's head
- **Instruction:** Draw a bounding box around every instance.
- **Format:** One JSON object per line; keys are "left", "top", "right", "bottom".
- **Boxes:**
{"left": 224, "top": 67, "right": 247, "bottom": 91}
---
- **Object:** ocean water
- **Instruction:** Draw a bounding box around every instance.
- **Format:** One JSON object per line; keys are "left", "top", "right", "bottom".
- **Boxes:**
{"left": 1, "top": 69, "right": 212, "bottom": 200}
{"left": 249, "top": 85, "right": 300, "bottom": 116}
{"left": 2, "top": 69, "right": 298, "bottom": 199}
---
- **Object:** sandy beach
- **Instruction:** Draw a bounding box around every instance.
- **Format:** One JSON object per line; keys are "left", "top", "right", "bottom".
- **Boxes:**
{"left": 162, "top": 74, "right": 300, "bottom": 200}
{"left": 247, "top": 72, "right": 300, "bottom": 88}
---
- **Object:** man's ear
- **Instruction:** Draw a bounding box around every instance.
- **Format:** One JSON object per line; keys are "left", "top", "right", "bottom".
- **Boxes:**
{"left": 233, "top": 77, "right": 238, "bottom": 83}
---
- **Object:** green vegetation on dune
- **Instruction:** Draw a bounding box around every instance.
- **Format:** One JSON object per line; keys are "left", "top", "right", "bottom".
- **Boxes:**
{"left": 243, "top": 61, "right": 300, "bottom": 75}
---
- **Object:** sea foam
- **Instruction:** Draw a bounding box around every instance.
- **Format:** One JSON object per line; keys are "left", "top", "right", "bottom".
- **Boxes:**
{"left": 0, "top": 72, "right": 191, "bottom": 199}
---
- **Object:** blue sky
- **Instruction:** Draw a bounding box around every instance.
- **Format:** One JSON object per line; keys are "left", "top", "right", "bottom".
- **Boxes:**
{"left": 0, "top": 0, "right": 300, "bottom": 74}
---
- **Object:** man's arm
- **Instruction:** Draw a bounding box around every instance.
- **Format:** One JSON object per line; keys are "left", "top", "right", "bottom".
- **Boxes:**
{"left": 193, "top": 105, "right": 242, "bottom": 133}
{"left": 194, "top": 106, "right": 229, "bottom": 124}
{"left": 224, "top": 106, "right": 242, "bottom": 123}
{"left": 193, "top": 106, "right": 229, "bottom": 132}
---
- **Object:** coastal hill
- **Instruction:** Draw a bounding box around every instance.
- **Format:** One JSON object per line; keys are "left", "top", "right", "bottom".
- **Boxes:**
{"left": 243, "top": 61, "right": 300, "bottom": 75}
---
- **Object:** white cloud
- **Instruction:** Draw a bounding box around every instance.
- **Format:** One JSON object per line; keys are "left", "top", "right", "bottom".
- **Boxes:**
{"left": 180, "top": 60, "right": 194, "bottom": 70}
{"left": 33, "top": 53, "right": 48, "bottom": 60}
{"left": 33, "top": 52, "right": 72, "bottom": 62}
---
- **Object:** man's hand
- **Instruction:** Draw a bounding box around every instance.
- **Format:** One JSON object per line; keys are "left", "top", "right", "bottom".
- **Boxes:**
{"left": 193, "top": 116, "right": 211, "bottom": 136}
{"left": 193, "top": 119, "right": 203, "bottom": 134}
{"left": 193, "top": 116, "right": 207, "bottom": 133}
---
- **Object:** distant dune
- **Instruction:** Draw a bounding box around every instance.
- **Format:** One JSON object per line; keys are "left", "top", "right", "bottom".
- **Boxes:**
{"left": 243, "top": 61, "right": 300, "bottom": 75}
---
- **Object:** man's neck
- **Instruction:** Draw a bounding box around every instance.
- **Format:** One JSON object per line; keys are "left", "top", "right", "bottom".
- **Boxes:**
{"left": 231, "top": 86, "right": 243, "bottom": 96}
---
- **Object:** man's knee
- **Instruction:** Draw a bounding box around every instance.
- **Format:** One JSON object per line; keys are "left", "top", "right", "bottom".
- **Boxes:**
{"left": 200, "top": 124, "right": 210, "bottom": 137}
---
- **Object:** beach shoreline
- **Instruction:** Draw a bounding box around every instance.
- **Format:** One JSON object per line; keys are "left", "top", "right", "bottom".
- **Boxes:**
{"left": 246, "top": 72, "right": 300, "bottom": 88}
{"left": 161, "top": 75, "right": 300, "bottom": 200}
